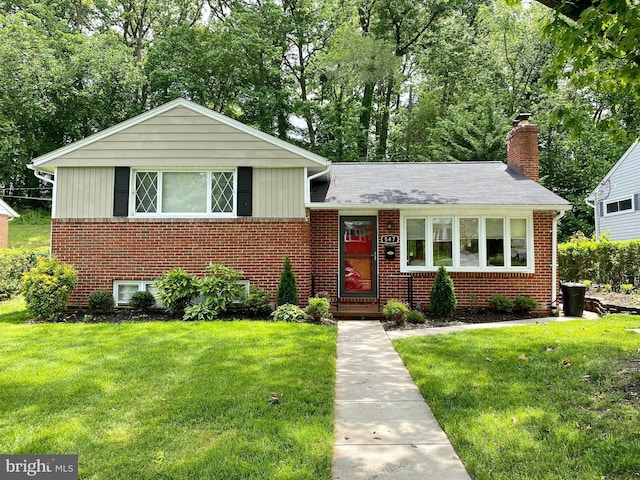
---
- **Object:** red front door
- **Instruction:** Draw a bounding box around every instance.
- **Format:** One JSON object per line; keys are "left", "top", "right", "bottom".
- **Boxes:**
{"left": 341, "top": 216, "right": 377, "bottom": 297}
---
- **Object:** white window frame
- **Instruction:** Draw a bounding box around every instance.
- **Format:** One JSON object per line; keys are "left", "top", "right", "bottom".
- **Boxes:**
{"left": 400, "top": 213, "right": 534, "bottom": 273}
{"left": 604, "top": 196, "right": 634, "bottom": 217}
{"left": 130, "top": 168, "right": 237, "bottom": 218}
{"left": 113, "top": 281, "right": 160, "bottom": 307}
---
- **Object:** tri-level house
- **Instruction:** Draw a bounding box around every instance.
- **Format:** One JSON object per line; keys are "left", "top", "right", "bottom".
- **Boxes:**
{"left": 30, "top": 99, "right": 570, "bottom": 313}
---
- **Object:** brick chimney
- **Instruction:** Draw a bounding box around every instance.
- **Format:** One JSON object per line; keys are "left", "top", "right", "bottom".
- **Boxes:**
{"left": 506, "top": 113, "right": 539, "bottom": 182}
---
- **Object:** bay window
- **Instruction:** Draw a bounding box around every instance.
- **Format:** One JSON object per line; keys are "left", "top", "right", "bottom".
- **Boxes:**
{"left": 403, "top": 215, "right": 532, "bottom": 272}
{"left": 133, "top": 169, "right": 235, "bottom": 216}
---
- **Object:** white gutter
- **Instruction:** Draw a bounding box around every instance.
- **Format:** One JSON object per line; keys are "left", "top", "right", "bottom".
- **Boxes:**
{"left": 551, "top": 210, "right": 566, "bottom": 316}
{"left": 305, "top": 165, "right": 332, "bottom": 204}
{"left": 584, "top": 196, "right": 597, "bottom": 238}
{"left": 29, "top": 165, "right": 55, "bottom": 185}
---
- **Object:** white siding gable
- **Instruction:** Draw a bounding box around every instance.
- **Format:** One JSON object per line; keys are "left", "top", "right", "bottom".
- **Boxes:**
{"left": 590, "top": 140, "right": 640, "bottom": 240}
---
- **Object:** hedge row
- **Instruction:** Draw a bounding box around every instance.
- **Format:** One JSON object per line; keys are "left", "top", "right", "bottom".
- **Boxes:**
{"left": 559, "top": 236, "right": 640, "bottom": 289}
{"left": 0, "top": 248, "right": 49, "bottom": 300}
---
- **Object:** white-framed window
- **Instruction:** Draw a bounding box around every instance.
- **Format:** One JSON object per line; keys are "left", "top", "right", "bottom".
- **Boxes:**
{"left": 401, "top": 214, "right": 533, "bottom": 272}
{"left": 132, "top": 169, "right": 236, "bottom": 216}
{"left": 114, "top": 281, "right": 159, "bottom": 307}
{"left": 604, "top": 197, "right": 633, "bottom": 216}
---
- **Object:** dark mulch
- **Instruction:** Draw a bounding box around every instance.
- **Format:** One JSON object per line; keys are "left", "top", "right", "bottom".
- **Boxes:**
{"left": 382, "top": 308, "right": 545, "bottom": 330}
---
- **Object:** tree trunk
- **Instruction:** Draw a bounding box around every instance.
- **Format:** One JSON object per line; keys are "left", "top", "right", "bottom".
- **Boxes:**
{"left": 358, "top": 82, "right": 374, "bottom": 160}
{"left": 376, "top": 79, "right": 394, "bottom": 160}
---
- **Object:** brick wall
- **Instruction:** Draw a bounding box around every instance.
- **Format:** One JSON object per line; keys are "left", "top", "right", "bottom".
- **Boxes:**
{"left": 0, "top": 215, "right": 8, "bottom": 249}
{"left": 310, "top": 209, "right": 557, "bottom": 314}
{"left": 507, "top": 122, "right": 539, "bottom": 182}
{"left": 52, "top": 217, "right": 312, "bottom": 306}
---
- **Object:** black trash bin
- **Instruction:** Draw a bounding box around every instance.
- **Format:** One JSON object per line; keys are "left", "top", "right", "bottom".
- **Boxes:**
{"left": 561, "top": 282, "right": 586, "bottom": 317}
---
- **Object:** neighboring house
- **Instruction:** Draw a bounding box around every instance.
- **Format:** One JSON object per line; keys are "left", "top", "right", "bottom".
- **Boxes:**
{"left": 0, "top": 198, "right": 19, "bottom": 249}
{"left": 586, "top": 139, "right": 640, "bottom": 241}
{"left": 29, "top": 99, "right": 570, "bottom": 313}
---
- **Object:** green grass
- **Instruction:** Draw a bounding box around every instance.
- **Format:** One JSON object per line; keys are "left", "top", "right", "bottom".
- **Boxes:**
{"left": 394, "top": 316, "right": 640, "bottom": 480}
{"left": 0, "top": 300, "right": 337, "bottom": 479}
{"left": 8, "top": 210, "right": 51, "bottom": 249}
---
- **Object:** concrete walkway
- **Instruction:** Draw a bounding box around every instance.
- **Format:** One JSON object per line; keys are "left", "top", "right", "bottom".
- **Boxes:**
{"left": 332, "top": 320, "right": 472, "bottom": 480}
{"left": 332, "top": 313, "right": 600, "bottom": 479}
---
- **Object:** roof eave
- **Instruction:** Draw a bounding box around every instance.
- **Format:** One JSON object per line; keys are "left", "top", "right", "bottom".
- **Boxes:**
{"left": 306, "top": 202, "right": 572, "bottom": 211}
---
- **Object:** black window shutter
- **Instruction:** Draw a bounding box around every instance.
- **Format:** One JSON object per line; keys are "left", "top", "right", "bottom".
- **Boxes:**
{"left": 237, "top": 167, "right": 252, "bottom": 217}
{"left": 113, "top": 167, "right": 130, "bottom": 217}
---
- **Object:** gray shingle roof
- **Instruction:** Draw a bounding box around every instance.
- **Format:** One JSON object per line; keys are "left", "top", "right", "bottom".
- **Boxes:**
{"left": 310, "top": 162, "right": 570, "bottom": 208}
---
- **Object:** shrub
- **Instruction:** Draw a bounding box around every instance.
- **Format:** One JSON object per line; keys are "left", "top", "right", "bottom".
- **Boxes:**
{"left": 271, "top": 303, "right": 306, "bottom": 322}
{"left": 0, "top": 248, "right": 49, "bottom": 300}
{"left": 243, "top": 286, "right": 273, "bottom": 318}
{"left": 22, "top": 257, "right": 77, "bottom": 321}
{"left": 276, "top": 256, "right": 298, "bottom": 306}
{"left": 406, "top": 309, "right": 426, "bottom": 324}
{"left": 88, "top": 290, "right": 114, "bottom": 312}
{"left": 155, "top": 268, "right": 198, "bottom": 315}
{"left": 305, "top": 297, "right": 331, "bottom": 323}
{"left": 194, "top": 263, "right": 244, "bottom": 318}
{"left": 429, "top": 266, "right": 456, "bottom": 316}
{"left": 514, "top": 295, "right": 538, "bottom": 312}
{"left": 383, "top": 299, "right": 410, "bottom": 326}
{"left": 489, "top": 294, "right": 514, "bottom": 313}
{"left": 559, "top": 235, "right": 640, "bottom": 288}
{"left": 129, "top": 290, "right": 156, "bottom": 311}
{"left": 183, "top": 302, "right": 218, "bottom": 321}
{"left": 581, "top": 280, "right": 592, "bottom": 290}
{"left": 621, "top": 283, "right": 634, "bottom": 294}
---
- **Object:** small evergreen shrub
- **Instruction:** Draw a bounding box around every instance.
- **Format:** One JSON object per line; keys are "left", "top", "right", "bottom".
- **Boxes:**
{"left": 429, "top": 266, "right": 456, "bottom": 316}
{"left": 276, "top": 256, "right": 298, "bottom": 306}
{"left": 489, "top": 294, "right": 514, "bottom": 313}
{"left": 22, "top": 257, "right": 77, "bottom": 321}
{"left": 514, "top": 295, "right": 538, "bottom": 312}
{"left": 243, "top": 286, "right": 273, "bottom": 318}
{"left": 581, "top": 280, "right": 592, "bottom": 290}
{"left": 406, "top": 309, "right": 426, "bottom": 324}
{"left": 271, "top": 303, "right": 306, "bottom": 322}
{"left": 155, "top": 268, "right": 198, "bottom": 315}
{"left": 129, "top": 290, "right": 156, "bottom": 311}
{"left": 88, "top": 289, "right": 115, "bottom": 312}
{"left": 305, "top": 297, "right": 331, "bottom": 323}
{"left": 383, "top": 299, "right": 410, "bottom": 326}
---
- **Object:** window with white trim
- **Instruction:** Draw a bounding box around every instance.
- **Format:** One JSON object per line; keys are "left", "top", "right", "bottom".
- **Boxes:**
{"left": 402, "top": 215, "right": 532, "bottom": 272}
{"left": 114, "top": 281, "right": 159, "bottom": 306}
{"left": 605, "top": 197, "right": 633, "bottom": 216}
{"left": 133, "top": 169, "right": 235, "bottom": 216}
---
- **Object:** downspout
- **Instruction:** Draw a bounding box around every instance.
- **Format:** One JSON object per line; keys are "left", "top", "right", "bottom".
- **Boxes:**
{"left": 551, "top": 210, "right": 566, "bottom": 316}
{"left": 29, "top": 166, "right": 55, "bottom": 257}
{"left": 584, "top": 196, "right": 597, "bottom": 238}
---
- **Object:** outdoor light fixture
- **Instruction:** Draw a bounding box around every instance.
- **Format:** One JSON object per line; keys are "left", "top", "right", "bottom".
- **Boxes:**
{"left": 386, "top": 221, "right": 394, "bottom": 230}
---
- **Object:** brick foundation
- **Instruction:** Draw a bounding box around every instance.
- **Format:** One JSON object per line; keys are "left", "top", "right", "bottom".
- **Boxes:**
{"left": 310, "top": 209, "right": 557, "bottom": 314}
{"left": 0, "top": 215, "right": 8, "bottom": 249}
{"left": 52, "top": 217, "right": 312, "bottom": 306}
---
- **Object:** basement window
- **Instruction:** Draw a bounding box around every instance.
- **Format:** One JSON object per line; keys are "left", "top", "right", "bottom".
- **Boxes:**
{"left": 113, "top": 281, "right": 159, "bottom": 307}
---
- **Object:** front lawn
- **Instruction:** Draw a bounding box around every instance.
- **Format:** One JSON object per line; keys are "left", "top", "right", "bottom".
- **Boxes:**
{"left": 0, "top": 305, "right": 336, "bottom": 479}
{"left": 394, "top": 316, "right": 640, "bottom": 480}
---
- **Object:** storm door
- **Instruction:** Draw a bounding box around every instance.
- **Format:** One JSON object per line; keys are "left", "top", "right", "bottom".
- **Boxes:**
{"left": 340, "top": 216, "right": 377, "bottom": 297}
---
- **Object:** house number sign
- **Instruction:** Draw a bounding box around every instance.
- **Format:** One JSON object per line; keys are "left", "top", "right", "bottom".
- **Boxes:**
{"left": 380, "top": 235, "right": 399, "bottom": 244}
